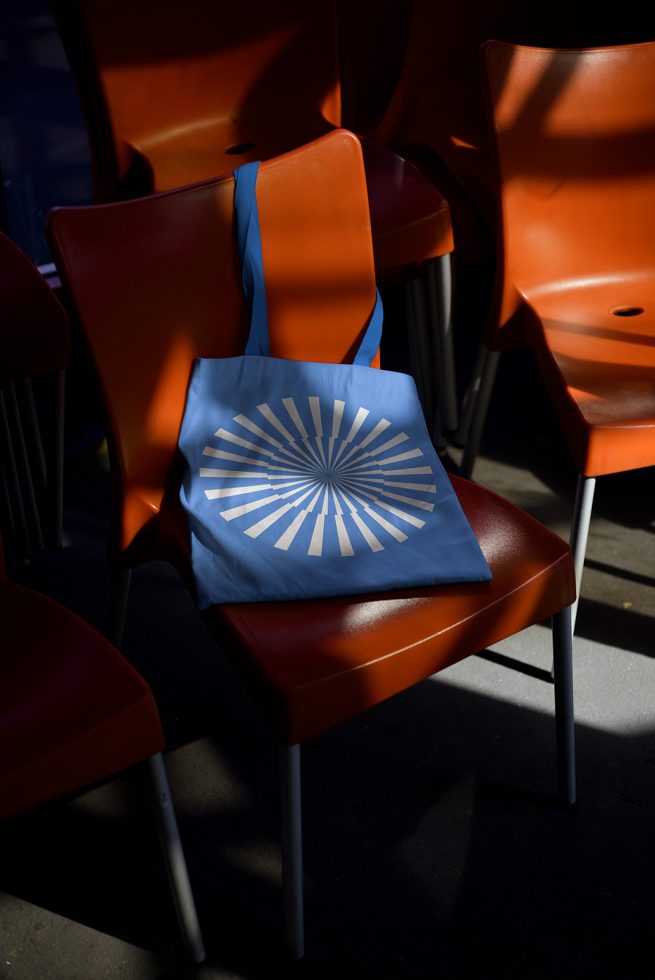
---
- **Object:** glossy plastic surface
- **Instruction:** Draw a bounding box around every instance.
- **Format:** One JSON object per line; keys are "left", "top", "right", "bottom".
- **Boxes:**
{"left": 484, "top": 41, "right": 655, "bottom": 476}
{"left": 211, "top": 473, "right": 574, "bottom": 743}
{"left": 47, "top": 129, "right": 574, "bottom": 744}
{"left": 50, "top": 0, "right": 452, "bottom": 274}
{"left": 0, "top": 576, "right": 163, "bottom": 820}
{"left": 48, "top": 131, "right": 380, "bottom": 553}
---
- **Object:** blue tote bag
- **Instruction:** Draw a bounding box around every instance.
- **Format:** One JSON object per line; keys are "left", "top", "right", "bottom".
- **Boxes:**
{"left": 178, "top": 161, "right": 492, "bottom": 607}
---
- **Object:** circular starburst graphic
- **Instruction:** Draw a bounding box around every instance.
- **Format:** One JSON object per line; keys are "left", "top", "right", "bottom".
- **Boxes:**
{"left": 197, "top": 394, "right": 437, "bottom": 557}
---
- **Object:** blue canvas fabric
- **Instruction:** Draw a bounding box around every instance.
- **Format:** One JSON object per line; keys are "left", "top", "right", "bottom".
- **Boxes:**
{"left": 178, "top": 161, "right": 492, "bottom": 607}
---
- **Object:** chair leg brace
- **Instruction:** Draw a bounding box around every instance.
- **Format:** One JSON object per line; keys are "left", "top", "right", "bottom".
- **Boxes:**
{"left": 552, "top": 606, "right": 576, "bottom": 806}
{"left": 148, "top": 753, "right": 206, "bottom": 963}
{"left": 280, "top": 743, "right": 304, "bottom": 959}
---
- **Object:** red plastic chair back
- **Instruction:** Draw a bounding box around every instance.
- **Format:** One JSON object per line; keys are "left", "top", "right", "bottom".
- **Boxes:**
{"left": 46, "top": 130, "right": 380, "bottom": 555}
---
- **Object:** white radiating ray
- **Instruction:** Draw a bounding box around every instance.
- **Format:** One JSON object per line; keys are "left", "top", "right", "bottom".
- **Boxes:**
{"left": 204, "top": 481, "right": 310, "bottom": 500}
{"left": 245, "top": 502, "right": 294, "bottom": 538}
{"left": 362, "top": 505, "right": 409, "bottom": 542}
{"left": 204, "top": 448, "right": 268, "bottom": 466}
{"left": 301, "top": 437, "right": 323, "bottom": 469}
{"left": 283, "top": 397, "right": 309, "bottom": 439}
{"left": 332, "top": 400, "right": 345, "bottom": 438}
{"left": 308, "top": 513, "right": 325, "bottom": 556}
{"left": 309, "top": 396, "right": 322, "bottom": 437}
{"left": 383, "top": 479, "right": 437, "bottom": 492}
{"left": 315, "top": 435, "right": 328, "bottom": 469}
{"left": 330, "top": 485, "right": 344, "bottom": 516}
{"left": 256, "top": 403, "right": 295, "bottom": 442}
{"left": 306, "top": 487, "right": 323, "bottom": 512}
{"left": 200, "top": 467, "right": 271, "bottom": 478}
{"left": 204, "top": 482, "right": 271, "bottom": 499}
{"left": 271, "top": 442, "right": 317, "bottom": 467}
{"left": 234, "top": 413, "right": 285, "bottom": 448}
{"left": 366, "top": 432, "right": 409, "bottom": 457}
{"left": 379, "top": 489, "right": 435, "bottom": 511}
{"left": 274, "top": 508, "right": 310, "bottom": 550}
{"left": 268, "top": 461, "right": 317, "bottom": 475}
{"left": 331, "top": 409, "right": 368, "bottom": 467}
{"left": 210, "top": 429, "right": 276, "bottom": 457}
{"left": 351, "top": 512, "right": 384, "bottom": 552}
{"left": 359, "top": 418, "right": 391, "bottom": 448}
{"left": 335, "top": 514, "right": 354, "bottom": 556}
{"left": 199, "top": 393, "right": 438, "bottom": 558}
{"left": 220, "top": 492, "right": 282, "bottom": 521}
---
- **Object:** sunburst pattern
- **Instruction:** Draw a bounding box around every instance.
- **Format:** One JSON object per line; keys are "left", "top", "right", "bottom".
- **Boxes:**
{"left": 197, "top": 395, "right": 437, "bottom": 557}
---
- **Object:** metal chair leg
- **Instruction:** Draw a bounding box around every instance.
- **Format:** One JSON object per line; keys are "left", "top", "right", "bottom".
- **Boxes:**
{"left": 570, "top": 474, "right": 597, "bottom": 633}
{"left": 552, "top": 606, "right": 576, "bottom": 806}
{"left": 148, "top": 753, "right": 206, "bottom": 963}
{"left": 457, "top": 347, "right": 501, "bottom": 479}
{"left": 425, "top": 254, "right": 458, "bottom": 434}
{"left": 405, "top": 274, "right": 437, "bottom": 430}
{"left": 280, "top": 743, "right": 304, "bottom": 960}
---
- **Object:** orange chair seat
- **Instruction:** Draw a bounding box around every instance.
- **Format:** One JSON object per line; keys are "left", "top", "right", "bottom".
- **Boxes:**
{"left": 512, "top": 278, "right": 655, "bottom": 478}
{"left": 208, "top": 474, "right": 575, "bottom": 744}
{"left": 0, "top": 580, "right": 164, "bottom": 821}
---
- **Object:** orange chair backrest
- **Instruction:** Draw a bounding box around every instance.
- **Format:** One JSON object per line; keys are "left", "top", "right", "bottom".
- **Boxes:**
{"left": 46, "top": 130, "right": 380, "bottom": 553}
{"left": 483, "top": 41, "right": 655, "bottom": 340}
{"left": 373, "top": 1, "right": 621, "bottom": 239}
{"left": 51, "top": 0, "right": 342, "bottom": 201}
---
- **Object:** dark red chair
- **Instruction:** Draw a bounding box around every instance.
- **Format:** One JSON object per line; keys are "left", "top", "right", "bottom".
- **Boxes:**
{"left": 0, "top": 230, "right": 69, "bottom": 568}
{"left": 0, "top": 532, "right": 205, "bottom": 961}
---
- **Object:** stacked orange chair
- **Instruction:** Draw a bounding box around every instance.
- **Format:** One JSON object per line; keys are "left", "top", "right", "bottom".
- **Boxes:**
{"left": 47, "top": 129, "right": 576, "bottom": 958}
{"left": 463, "top": 40, "right": 655, "bottom": 629}
{"left": 48, "top": 0, "right": 455, "bottom": 443}
{"left": 361, "top": 0, "right": 598, "bottom": 448}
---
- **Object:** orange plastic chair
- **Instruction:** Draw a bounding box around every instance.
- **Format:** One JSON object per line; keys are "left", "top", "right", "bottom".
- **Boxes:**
{"left": 364, "top": 0, "right": 599, "bottom": 448}
{"left": 0, "top": 231, "right": 69, "bottom": 569}
{"left": 462, "top": 40, "right": 655, "bottom": 629}
{"left": 0, "top": 532, "right": 205, "bottom": 962}
{"left": 48, "top": 0, "right": 455, "bottom": 443}
{"left": 46, "top": 129, "right": 576, "bottom": 959}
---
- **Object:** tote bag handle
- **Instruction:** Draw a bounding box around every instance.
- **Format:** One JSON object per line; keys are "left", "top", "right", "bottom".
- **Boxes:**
{"left": 234, "top": 161, "right": 383, "bottom": 367}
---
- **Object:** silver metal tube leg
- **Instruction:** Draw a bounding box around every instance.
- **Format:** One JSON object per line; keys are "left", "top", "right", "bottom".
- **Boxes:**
{"left": 458, "top": 348, "right": 501, "bottom": 479}
{"left": 405, "top": 275, "right": 436, "bottom": 425}
{"left": 280, "top": 743, "right": 304, "bottom": 960}
{"left": 552, "top": 607, "right": 576, "bottom": 806}
{"left": 148, "top": 753, "right": 206, "bottom": 963}
{"left": 569, "top": 475, "right": 596, "bottom": 633}
{"left": 426, "top": 254, "right": 458, "bottom": 433}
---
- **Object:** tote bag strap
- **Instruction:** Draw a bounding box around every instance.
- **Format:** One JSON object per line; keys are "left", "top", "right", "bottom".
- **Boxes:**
{"left": 234, "top": 160, "right": 383, "bottom": 366}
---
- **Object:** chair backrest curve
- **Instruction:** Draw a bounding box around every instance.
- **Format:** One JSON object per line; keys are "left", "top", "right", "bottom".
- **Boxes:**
{"left": 46, "top": 130, "right": 379, "bottom": 555}
{"left": 484, "top": 40, "right": 655, "bottom": 335}
{"left": 51, "top": 0, "right": 342, "bottom": 202}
